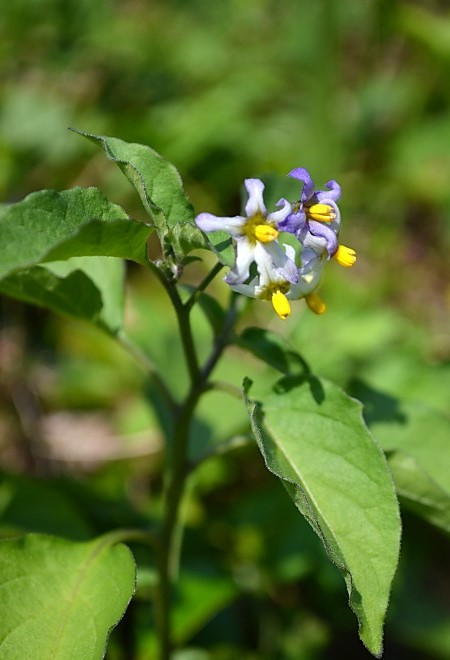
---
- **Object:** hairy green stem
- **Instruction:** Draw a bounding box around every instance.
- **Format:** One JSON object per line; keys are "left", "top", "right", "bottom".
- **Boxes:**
{"left": 150, "top": 264, "right": 201, "bottom": 386}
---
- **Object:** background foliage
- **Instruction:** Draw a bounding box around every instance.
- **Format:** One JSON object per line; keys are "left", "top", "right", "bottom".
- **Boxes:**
{"left": 0, "top": 0, "right": 449, "bottom": 658}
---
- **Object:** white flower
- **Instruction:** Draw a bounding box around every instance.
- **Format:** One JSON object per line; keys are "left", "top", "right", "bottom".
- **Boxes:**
{"left": 195, "top": 179, "right": 292, "bottom": 284}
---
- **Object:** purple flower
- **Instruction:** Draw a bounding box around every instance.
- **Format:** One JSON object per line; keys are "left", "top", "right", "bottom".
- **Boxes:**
{"left": 281, "top": 167, "right": 356, "bottom": 268}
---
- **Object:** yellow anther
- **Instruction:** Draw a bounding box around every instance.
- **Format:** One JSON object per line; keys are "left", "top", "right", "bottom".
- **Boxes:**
{"left": 305, "top": 293, "right": 326, "bottom": 315}
{"left": 334, "top": 245, "right": 356, "bottom": 267}
{"left": 254, "top": 224, "right": 279, "bottom": 243}
{"left": 271, "top": 290, "right": 291, "bottom": 320}
{"left": 306, "top": 203, "right": 336, "bottom": 222}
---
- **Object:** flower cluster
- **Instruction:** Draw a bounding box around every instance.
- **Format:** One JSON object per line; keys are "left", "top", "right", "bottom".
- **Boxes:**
{"left": 195, "top": 168, "right": 356, "bottom": 320}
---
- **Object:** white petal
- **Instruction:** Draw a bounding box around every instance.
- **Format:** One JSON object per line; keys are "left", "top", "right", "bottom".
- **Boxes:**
{"left": 228, "top": 278, "right": 258, "bottom": 298}
{"left": 196, "top": 212, "right": 245, "bottom": 237}
{"left": 288, "top": 275, "right": 318, "bottom": 299}
{"left": 300, "top": 248, "right": 322, "bottom": 271}
{"left": 302, "top": 232, "right": 328, "bottom": 255}
{"left": 289, "top": 254, "right": 325, "bottom": 299}
{"left": 283, "top": 243, "right": 296, "bottom": 263}
{"left": 224, "top": 237, "right": 255, "bottom": 285}
{"left": 262, "top": 241, "right": 298, "bottom": 283}
{"left": 253, "top": 242, "right": 284, "bottom": 287}
{"left": 244, "top": 179, "right": 267, "bottom": 217}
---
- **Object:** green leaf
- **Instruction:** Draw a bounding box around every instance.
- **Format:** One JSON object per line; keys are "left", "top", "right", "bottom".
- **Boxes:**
{"left": 72, "top": 129, "right": 195, "bottom": 259}
{"left": 0, "top": 187, "right": 152, "bottom": 280}
{"left": 244, "top": 375, "right": 401, "bottom": 657}
{"left": 0, "top": 533, "right": 136, "bottom": 659}
{"left": 0, "top": 257, "right": 124, "bottom": 333}
{"left": 353, "top": 381, "right": 450, "bottom": 534}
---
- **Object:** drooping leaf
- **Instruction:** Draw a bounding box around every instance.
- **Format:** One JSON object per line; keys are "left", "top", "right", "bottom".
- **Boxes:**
{"left": 244, "top": 375, "right": 401, "bottom": 657}
{"left": 0, "top": 533, "right": 136, "bottom": 660}
{"left": 71, "top": 130, "right": 196, "bottom": 260}
{"left": 0, "top": 256, "right": 124, "bottom": 333}
{"left": 0, "top": 187, "right": 152, "bottom": 280}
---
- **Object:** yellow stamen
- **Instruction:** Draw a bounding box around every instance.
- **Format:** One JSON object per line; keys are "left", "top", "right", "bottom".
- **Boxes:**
{"left": 305, "top": 293, "right": 326, "bottom": 315}
{"left": 307, "top": 203, "right": 336, "bottom": 222}
{"left": 271, "top": 290, "right": 291, "bottom": 320}
{"left": 254, "top": 224, "right": 279, "bottom": 243}
{"left": 334, "top": 245, "right": 356, "bottom": 267}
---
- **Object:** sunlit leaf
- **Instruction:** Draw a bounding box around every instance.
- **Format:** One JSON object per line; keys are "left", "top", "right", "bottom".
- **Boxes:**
{"left": 72, "top": 130, "right": 196, "bottom": 260}
{"left": 0, "top": 534, "right": 136, "bottom": 659}
{"left": 0, "top": 186, "right": 152, "bottom": 280}
{"left": 244, "top": 375, "right": 401, "bottom": 657}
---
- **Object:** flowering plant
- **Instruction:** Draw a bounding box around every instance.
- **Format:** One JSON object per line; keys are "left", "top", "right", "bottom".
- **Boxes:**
{"left": 196, "top": 170, "right": 356, "bottom": 319}
{"left": 0, "top": 132, "right": 407, "bottom": 659}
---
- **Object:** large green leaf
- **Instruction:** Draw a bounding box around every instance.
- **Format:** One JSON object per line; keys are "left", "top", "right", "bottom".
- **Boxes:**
{"left": 0, "top": 257, "right": 124, "bottom": 333}
{"left": 0, "top": 186, "right": 152, "bottom": 280}
{"left": 0, "top": 186, "right": 152, "bottom": 331}
{"left": 244, "top": 376, "right": 401, "bottom": 657}
{"left": 0, "top": 533, "right": 136, "bottom": 659}
{"left": 72, "top": 130, "right": 200, "bottom": 260}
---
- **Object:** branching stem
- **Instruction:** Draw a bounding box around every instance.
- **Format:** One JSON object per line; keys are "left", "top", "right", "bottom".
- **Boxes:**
{"left": 154, "top": 277, "right": 237, "bottom": 660}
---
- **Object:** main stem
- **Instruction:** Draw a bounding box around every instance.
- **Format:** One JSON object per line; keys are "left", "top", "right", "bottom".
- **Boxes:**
{"left": 156, "top": 388, "right": 200, "bottom": 660}
{"left": 155, "top": 271, "right": 236, "bottom": 660}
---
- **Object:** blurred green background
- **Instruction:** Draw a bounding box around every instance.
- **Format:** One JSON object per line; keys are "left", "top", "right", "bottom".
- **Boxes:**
{"left": 1, "top": 0, "right": 449, "bottom": 658}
